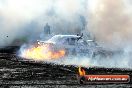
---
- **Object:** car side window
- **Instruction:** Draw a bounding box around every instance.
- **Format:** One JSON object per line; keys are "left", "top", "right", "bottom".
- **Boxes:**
{"left": 63, "top": 38, "right": 69, "bottom": 44}
{"left": 68, "top": 38, "right": 76, "bottom": 45}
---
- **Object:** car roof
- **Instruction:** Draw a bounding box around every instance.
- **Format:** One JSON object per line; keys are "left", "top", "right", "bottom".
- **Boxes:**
{"left": 52, "top": 35, "right": 80, "bottom": 38}
{"left": 46, "top": 35, "right": 80, "bottom": 44}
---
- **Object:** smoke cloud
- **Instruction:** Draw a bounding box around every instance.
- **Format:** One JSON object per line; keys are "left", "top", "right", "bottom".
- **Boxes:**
{"left": 87, "top": 0, "right": 132, "bottom": 50}
{"left": 0, "top": 0, "right": 86, "bottom": 46}
{"left": 1, "top": 0, "right": 132, "bottom": 68}
{"left": 1, "top": 0, "right": 132, "bottom": 49}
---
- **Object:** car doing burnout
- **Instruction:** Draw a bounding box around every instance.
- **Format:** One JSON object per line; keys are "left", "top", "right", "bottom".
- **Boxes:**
{"left": 36, "top": 34, "right": 102, "bottom": 58}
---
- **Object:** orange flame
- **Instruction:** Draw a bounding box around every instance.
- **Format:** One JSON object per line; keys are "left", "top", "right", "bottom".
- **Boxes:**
{"left": 78, "top": 67, "right": 86, "bottom": 76}
{"left": 21, "top": 44, "right": 65, "bottom": 61}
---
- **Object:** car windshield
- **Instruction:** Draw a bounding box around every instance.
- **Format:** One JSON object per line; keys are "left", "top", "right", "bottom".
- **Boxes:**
{"left": 47, "top": 35, "right": 64, "bottom": 43}
{"left": 47, "top": 35, "right": 78, "bottom": 44}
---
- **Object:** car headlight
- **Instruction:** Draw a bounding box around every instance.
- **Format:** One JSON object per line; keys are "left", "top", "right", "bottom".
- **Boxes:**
{"left": 38, "top": 42, "right": 40, "bottom": 44}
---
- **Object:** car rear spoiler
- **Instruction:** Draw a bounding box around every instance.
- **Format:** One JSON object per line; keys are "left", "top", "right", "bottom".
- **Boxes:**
{"left": 77, "top": 33, "right": 83, "bottom": 41}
